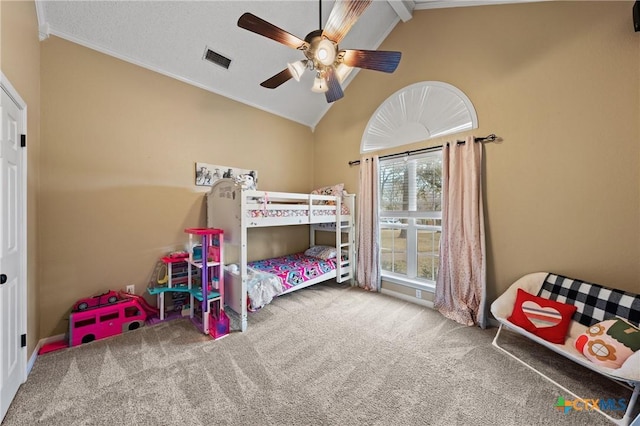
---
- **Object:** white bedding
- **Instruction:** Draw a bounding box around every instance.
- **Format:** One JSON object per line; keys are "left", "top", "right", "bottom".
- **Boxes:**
{"left": 228, "top": 265, "right": 283, "bottom": 311}
{"left": 246, "top": 267, "right": 283, "bottom": 311}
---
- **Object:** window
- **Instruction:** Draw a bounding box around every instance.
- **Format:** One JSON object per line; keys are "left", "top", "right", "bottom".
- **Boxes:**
{"left": 379, "top": 151, "right": 442, "bottom": 290}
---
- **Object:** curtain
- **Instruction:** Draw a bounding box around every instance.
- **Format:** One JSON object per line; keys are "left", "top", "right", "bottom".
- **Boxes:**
{"left": 357, "top": 156, "right": 380, "bottom": 291}
{"left": 435, "top": 137, "right": 487, "bottom": 328}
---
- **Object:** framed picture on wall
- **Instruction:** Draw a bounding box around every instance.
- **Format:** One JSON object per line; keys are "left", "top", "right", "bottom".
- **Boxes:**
{"left": 195, "top": 162, "right": 258, "bottom": 188}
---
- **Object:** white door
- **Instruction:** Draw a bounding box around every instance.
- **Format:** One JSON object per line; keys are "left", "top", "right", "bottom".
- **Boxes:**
{"left": 0, "top": 80, "right": 26, "bottom": 422}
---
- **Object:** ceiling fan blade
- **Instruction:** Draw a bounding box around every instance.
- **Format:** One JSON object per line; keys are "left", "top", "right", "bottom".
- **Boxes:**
{"left": 342, "top": 49, "right": 401, "bottom": 73}
{"left": 322, "top": 0, "right": 372, "bottom": 44}
{"left": 260, "top": 68, "right": 293, "bottom": 89}
{"left": 324, "top": 67, "right": 344, "bottom": 103}
{"left": 238, "top": 13, "right": 308, "bottom": 50}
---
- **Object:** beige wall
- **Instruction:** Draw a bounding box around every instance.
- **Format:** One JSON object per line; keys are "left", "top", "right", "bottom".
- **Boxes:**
{"left": 315, "top": 1, "right": 640, "bottom": 303}
{"left": 39, "top": 37, "right": 314, "bottom": 337}
{"left": 1, "top": 0, "right": 41, "bottom": 356}
{"left": 7, "top": 0, "right": 640, "bottom": 343}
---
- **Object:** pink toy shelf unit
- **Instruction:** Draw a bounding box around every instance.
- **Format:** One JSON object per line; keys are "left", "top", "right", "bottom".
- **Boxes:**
{"left": 146, "top": 228, "right": 228, "bottom": 338}
{"left": 184, "top": 228, "right": 228, "bottom": 338}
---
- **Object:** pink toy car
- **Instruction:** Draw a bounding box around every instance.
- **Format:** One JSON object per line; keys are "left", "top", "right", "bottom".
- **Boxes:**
{"left": 72, "top": 290, "right": 120, "bottom": 312}
{"left": 69, "top": 298, "right": 146, "bottom": 346}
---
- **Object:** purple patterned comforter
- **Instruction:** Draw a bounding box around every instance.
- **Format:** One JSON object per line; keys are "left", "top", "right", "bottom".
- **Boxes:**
{"left": 248, "top": 253, "right": 337, "bottom": 291}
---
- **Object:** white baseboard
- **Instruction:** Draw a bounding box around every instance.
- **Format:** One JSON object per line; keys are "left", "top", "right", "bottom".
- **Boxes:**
{"left": 380, "top": 289, "right": 500, "bottom": 330}
{"left": 27, "top": 348, "right": 38, "bottom": 376}
{"left": 381, "top": 288, "right": 435, "bottom": 309}
{"left": 28, "top": 334, "right": 66, "bottom": 375}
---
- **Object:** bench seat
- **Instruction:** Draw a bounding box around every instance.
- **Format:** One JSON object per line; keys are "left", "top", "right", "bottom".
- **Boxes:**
{"left": 491, "top": 272, "right": 640, "bottom": 425}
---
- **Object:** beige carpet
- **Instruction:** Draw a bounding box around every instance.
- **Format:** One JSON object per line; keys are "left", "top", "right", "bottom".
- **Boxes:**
{"left": 3, "top": 281, "right": 636, "bottom": 425}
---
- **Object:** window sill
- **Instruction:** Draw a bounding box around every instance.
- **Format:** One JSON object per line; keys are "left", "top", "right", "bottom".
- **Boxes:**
{"left": 381, "top": 273, "right": 435, "bottom": 293}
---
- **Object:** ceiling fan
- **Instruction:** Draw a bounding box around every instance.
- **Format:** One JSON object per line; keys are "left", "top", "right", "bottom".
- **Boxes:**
{"left": 237, "top": 0, "right": 402, "bottom": 103}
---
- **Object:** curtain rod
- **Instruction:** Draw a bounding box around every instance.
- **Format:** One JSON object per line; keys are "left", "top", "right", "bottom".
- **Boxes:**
{"left": 347, "top": 134, "right": 498, "bottom": 166}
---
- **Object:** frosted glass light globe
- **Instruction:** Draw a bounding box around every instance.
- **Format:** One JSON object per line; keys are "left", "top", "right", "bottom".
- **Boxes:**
{"left": 315, "top": 39, "right": 336, "bottom": 66}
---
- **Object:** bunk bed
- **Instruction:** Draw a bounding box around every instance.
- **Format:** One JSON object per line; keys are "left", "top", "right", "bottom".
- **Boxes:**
{"left": 206, "top": 178, "right": 356, "bottom": 332}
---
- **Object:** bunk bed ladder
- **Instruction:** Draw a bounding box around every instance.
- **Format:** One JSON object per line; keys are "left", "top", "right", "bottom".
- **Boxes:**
{"left": 335, "top": 198, "right": 343, "bottom": 282}
{"left": 339, "top": 220, "right": 353, "bottom": 282}
{"left": 335, "top": 196, "right": 355, "bottom": 284}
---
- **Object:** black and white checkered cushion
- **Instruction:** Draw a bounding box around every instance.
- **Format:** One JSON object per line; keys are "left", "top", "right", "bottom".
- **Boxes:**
{"left": 537, "top": 273, "right": 640, "bottom": 327}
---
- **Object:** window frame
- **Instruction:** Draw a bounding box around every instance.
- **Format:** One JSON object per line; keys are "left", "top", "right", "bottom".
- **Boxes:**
{"left": 378, "top": 150, "right": 443, "bottom": 292}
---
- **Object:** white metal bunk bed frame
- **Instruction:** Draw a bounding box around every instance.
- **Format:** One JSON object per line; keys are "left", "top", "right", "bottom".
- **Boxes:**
{"left": 207, "top": 179, "right": 356, "bottom": 332}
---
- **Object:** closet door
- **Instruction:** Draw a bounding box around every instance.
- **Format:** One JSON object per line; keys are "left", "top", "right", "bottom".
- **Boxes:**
{"left": 0, "top": 81, "right": 27, "bottom": 423}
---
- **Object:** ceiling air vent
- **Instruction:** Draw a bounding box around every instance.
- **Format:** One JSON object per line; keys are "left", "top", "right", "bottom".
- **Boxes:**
{"left": 204, "top": 48, "right": 231, "bottom": 69}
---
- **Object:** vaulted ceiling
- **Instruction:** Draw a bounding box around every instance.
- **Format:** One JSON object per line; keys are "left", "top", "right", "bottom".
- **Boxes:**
{"left": 36, "top": 1, "right": 539, "bottom": 129}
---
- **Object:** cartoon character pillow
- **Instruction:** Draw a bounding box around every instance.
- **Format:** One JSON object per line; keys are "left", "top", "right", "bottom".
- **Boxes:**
{"left": 575, "top": 319, "right": 640, "bottom": 369}
{"left": 311, "top": 183, "right": 344, "bottom": 206}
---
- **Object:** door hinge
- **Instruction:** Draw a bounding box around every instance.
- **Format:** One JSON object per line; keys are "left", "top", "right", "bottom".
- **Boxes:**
{"left": 21, "top": 334, "right": 26, "bottom": 348}
{"left": 20, "top": 134, "right": 26, "bottom": 148}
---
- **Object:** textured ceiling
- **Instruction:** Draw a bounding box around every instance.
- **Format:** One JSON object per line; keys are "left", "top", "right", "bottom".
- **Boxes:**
{"left": 35, "top": 1, "right": 539, "bottom": 130}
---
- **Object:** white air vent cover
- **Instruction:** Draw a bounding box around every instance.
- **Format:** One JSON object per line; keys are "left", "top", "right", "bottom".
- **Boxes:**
{"left": 360, "top": 81, "right": 478, "bottom": 153}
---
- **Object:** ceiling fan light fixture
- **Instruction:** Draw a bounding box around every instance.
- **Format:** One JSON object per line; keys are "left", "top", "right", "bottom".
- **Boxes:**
{"left": 315, "top": 39, "right": 336, "bottom": 66}
{"left": 311, "top": 75, "right": 329, "bottom": 93}
{"left": 287, "top": 60, "right": 306, "bottom": 82}
{"left": 335, "top": 63, "right": 353, "bottom": 83}
{"left": 237, "top": 1, "right": 401, "bottom": 104}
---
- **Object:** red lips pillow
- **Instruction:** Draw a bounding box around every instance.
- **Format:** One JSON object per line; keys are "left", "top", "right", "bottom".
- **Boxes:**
{"left": 508, "top": 288, "right": 577, "bottom": 344}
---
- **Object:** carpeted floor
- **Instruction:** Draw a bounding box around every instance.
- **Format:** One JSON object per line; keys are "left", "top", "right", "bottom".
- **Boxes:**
{"left": 3, "top": 281, "right": 636, "bottom": 425}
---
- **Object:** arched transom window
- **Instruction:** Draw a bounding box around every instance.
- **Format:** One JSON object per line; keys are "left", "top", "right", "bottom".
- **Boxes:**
{"left": 360, "top": 81, "right": 478, "bottom": 153}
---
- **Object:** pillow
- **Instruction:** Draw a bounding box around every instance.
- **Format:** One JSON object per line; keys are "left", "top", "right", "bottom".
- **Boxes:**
{"left": 574, "top": 319, "right": 640, "bottom": 369}
{"left": 311, "top": 183, "right": 344, "bottom": 205}
{"left": 508, "top": 288, "right": 577, "bottom": 344}
{"left": 304, "top": 245, "right": 337, "bottom": 260}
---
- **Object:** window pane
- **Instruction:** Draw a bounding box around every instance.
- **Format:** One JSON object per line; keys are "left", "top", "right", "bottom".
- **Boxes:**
{"left": 416, "top": 229, "right": 440, "bottom": 281}
{"left": 379, "top": 152, "right": 442, "bottom": 284}
{"left": 416, "top": 157, "right": 442, "bottom": 211}
{"left": 416, "top": 218, "right": 442, "bottom": 227}
{"left": 380, "top": 225, "right": 407, "bottom": 274}
{"left": 379, "top": 155, "right": 442, "bottom": 214}
{"left": 379, "top": 162, "right": 408, "bottom": 211}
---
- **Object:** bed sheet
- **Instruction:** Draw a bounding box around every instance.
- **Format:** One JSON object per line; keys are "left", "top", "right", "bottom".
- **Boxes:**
{"left": 248, "top": 253, "right": 337, "bottom": 291}
{"left": 246, "top": 205, "right": 349, "bottom": 218}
